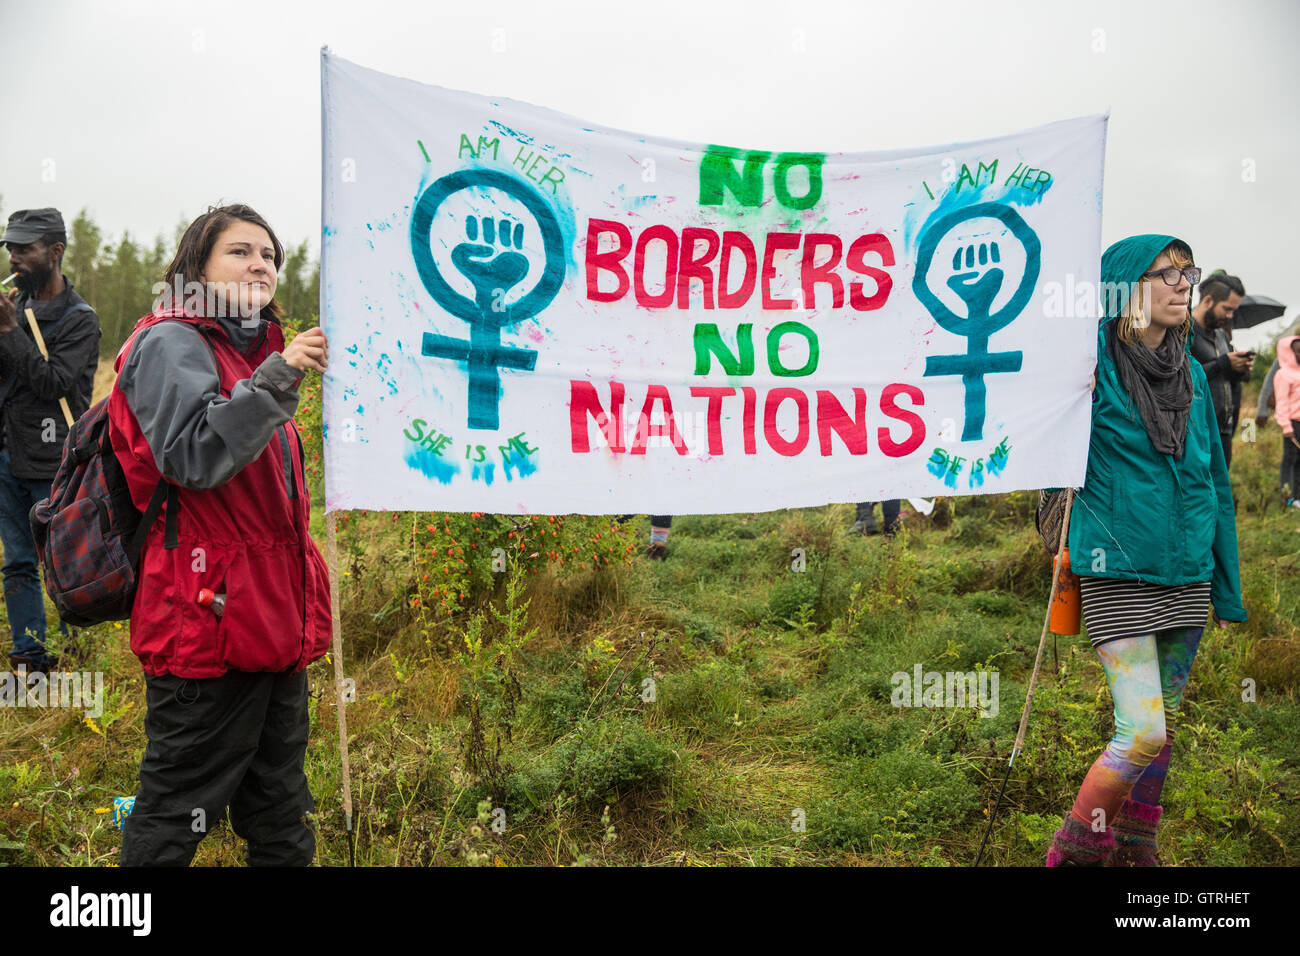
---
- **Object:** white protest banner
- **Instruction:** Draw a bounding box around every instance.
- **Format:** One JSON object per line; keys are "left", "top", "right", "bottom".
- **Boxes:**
{"left": 321, "top": 50, "right": 1105, "bottom": 515}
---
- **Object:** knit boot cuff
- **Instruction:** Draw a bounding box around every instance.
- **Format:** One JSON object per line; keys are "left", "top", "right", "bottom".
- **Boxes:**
{"left": 1118, "top": 798, "right": 1163, "bottom": 827}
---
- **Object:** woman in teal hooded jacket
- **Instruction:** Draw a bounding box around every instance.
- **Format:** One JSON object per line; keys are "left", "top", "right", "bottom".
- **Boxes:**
{"left": 1046, "top": 234, "right": 1247, "bottom": 867}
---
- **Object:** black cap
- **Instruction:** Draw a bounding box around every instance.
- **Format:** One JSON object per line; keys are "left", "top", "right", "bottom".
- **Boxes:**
{"left": 2, "top": 208, "right": 66, "bottom": 247}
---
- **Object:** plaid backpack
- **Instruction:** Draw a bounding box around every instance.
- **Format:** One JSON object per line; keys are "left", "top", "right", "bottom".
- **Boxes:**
{"left": 29, "top": 319, "right": 219, "bottom": 625}
{"left": 29, "top": 397, "right": 178, "bottom": 626}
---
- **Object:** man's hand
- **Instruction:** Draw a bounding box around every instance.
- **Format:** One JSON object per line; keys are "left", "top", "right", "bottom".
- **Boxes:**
{"left": 1257, "top": 415, "right": 1270, "bottom": 428}
{"left": 1227, "top": 351, "right": 1253, "bottom": 374}
{"left": 282, "top": 327, "right": 329, "bottom": 374}
{"left": 0, "top": 290, "right": 18, "bottom": 333}
{"left": 1213, "top": 615, "right": 1228, "bottom": 629}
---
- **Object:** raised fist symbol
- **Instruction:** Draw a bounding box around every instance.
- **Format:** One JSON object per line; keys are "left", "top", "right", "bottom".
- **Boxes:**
{"left": 947, "top": 241, "right": 1004, "bottom": 320}
{"left": 451, "top": 215, "right": 529, "bottom": 318}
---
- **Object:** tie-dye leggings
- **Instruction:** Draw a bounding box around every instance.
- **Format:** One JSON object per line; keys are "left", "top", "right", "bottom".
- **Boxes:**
{"left": 1068, "top": 626, "right": 1202, "bottom": 828}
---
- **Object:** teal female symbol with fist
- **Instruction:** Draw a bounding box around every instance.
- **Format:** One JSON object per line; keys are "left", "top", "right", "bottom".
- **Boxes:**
{"left": 411, "top": 169, "right": 566, "bottom": 430}
{"left": 915, "top": 202, "right": 1041, "bottom": 442}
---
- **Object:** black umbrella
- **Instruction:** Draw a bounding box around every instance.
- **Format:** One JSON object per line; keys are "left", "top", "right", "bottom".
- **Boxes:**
{"left": 1233, "top": 294, "right": 1287, "bottom": 330}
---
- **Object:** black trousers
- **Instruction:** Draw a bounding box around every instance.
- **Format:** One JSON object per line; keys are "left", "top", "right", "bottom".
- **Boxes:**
{"left": 120, "top": 668, "right": 315, "bottom": 867}
{"left": 1220, "top": 429, "right": 1233, "bottom": 469}
{"left": 1286, "top": 423, "right": 1300, "bottom": 499}
{"left": 856, "top": 500, "right": 901, "bottom": 530}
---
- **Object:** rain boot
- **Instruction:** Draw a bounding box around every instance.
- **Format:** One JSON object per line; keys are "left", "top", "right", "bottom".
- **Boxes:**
{"left": 1045, "top": 813, "right": 1114, "bottom": 866}
{"left": 1108, "top": 798, "right": 1162, "bottom": 866}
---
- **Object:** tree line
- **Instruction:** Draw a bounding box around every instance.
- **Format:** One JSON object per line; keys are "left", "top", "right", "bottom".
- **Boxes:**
{"left": 2, "top": 198, "right": 320, "bottom": 357}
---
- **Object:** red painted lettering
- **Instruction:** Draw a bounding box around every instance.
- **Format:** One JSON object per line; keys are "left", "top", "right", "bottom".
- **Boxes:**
{"left": 761, "top": 232, "right": 802, "bottom": 310}
{"left": 676, "top": 227, "right": 720, "bottom": 309}
{"left": 569, "top": 380, "right": 626, "bottom": 453}
{"left": 630, "top": 384, "right": 689, "bottom": 455}
{"left": 878, "top": 383, "right": 925, "bottom": 457}
{"left": 584, "top": 219, "right": 632, "bottom": 303}
{"left": 846, "top": 233, "right": 895, "bottom": 311}
{"left": 801, "top": 233, "right": 844, "bottom": 310}
{"left": 633, "top": 225, "right": 679, "bottom": 308}
{"left": 815, "top": 388, "right": 868, "bottom": 455}
{"left": 718, "top": 231, "right": 758, "bottom": 309}
{"left": 763, "top": 387, "right": 810, "bottom": 456}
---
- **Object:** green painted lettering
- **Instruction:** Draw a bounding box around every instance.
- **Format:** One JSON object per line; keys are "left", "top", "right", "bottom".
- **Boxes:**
{"left": 955, "top": 163, "right": 976, "bottom": 193}
{"left": 767, "top": 321, "right": 819, "bottom": 377}
{"left": 538, "top": 164, "right": 566, "bottom": 194}
{"left": 699, "top": 145, "right": 771, "bottom": 207}
{"left": 694, "top": 322, "right": 755, "bottom": 375}
{"left": 773, "top": 153, "right": 824, "bottom": 209}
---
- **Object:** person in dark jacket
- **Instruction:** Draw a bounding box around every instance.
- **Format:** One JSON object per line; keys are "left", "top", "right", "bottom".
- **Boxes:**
{"left": 111, "top": 204, "right": 332, "bottom": 866}
{"left": 1188, "top": 271, "right": 1249, "bottom": 466}
{"left": 1047, "top": 234, "right": 1246, "bottom": 868}
{"left": 0, "top": 208, "right": 101, "bottom": 673}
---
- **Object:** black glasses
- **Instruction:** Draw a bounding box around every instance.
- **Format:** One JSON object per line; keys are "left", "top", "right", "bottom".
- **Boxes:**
{"left": 1142, "top": 266, "right": 1201, "bottom": 287}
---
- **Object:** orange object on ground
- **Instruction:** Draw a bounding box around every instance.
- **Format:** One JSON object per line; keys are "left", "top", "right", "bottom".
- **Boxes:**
{"left": 1050, "top": 548, "right": 1081, "bottom": 635}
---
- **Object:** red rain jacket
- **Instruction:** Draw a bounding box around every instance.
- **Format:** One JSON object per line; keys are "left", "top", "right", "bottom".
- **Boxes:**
{"left": 107, "top": 310, "right": 332, "bottom": 677}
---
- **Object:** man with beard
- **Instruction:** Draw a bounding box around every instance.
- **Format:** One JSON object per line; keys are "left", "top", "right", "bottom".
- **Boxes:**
{"left": 1189, "top": 271, "right": 1249, "bottom": 467}
{"left": 0, "top": 208, "right": 101, "bottom": 673}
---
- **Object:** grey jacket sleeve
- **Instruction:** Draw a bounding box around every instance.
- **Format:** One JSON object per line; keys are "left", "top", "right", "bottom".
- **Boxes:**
{"left": 1257, "top": 359, "right": 1279, "bottom": 419}
{"left": 118, "top": 323, "right": 303, "bottom": 490}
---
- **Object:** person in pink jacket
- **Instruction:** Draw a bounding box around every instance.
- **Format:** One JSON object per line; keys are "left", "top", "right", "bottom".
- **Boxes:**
{"left": 1271, "top": 335, "right": 1300, "bottom": 506}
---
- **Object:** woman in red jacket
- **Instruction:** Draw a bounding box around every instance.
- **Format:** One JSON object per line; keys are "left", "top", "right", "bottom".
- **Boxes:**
{"left": 111, "top": 204, "right": 333, "bottom": 866}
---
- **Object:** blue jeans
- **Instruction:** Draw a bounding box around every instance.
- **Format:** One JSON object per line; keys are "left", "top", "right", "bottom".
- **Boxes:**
{"left": 0, "top": 448, "right": 66, "bottom": 665}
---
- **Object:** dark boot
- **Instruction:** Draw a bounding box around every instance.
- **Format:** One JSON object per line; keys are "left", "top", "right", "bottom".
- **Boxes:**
{"left": 8, "top": 654, "right": 53, "bottom": 675}
{"left": 845, "top": 505, "right": 879, "bottom": 536}
{"left": 1108, "top": 798, "right": 1162, "bottom": 866}
{"left": 1046, "top": 813, "right": 1114, "bottom": 866}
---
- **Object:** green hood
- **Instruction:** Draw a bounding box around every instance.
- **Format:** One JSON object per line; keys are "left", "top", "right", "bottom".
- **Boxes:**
{"left": 1069, "top": 232, "right": 1245, "bottom": 622}
{"left": 1099, "top": 233, "right": 1194, "bottom": 326}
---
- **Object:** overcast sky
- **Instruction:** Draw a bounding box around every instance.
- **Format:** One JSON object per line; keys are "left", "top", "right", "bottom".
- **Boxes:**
{"left": 3, "top": 0, "right": 1297, "bottom": 344}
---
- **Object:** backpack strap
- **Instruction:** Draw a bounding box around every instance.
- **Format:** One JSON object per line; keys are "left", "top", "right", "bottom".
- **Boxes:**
{"left": 125, "top": 480, "right": 179, "bottom": 566}
{"left": 163, "top": 482, "right": 179, "bottom": 549}
{"left": 118, "top": 317, "right": 221, "bottom": 561}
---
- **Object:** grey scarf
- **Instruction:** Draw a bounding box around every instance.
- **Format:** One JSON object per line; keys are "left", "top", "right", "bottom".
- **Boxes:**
{"left": 1114, "top": 326, "right": 1193, "bottom": 459}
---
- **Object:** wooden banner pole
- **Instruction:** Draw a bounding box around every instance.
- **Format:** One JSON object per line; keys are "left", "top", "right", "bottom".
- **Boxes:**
{"left": 325, "top": 509, "right": 355, "bottom": 864}
{"left": 974, "top": 487, "right": 1076, "bottom": 865}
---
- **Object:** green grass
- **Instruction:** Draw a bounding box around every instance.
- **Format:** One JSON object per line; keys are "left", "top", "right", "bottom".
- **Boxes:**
{"left": 1, "top": 386, "right": 1296, "bottom": 866}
